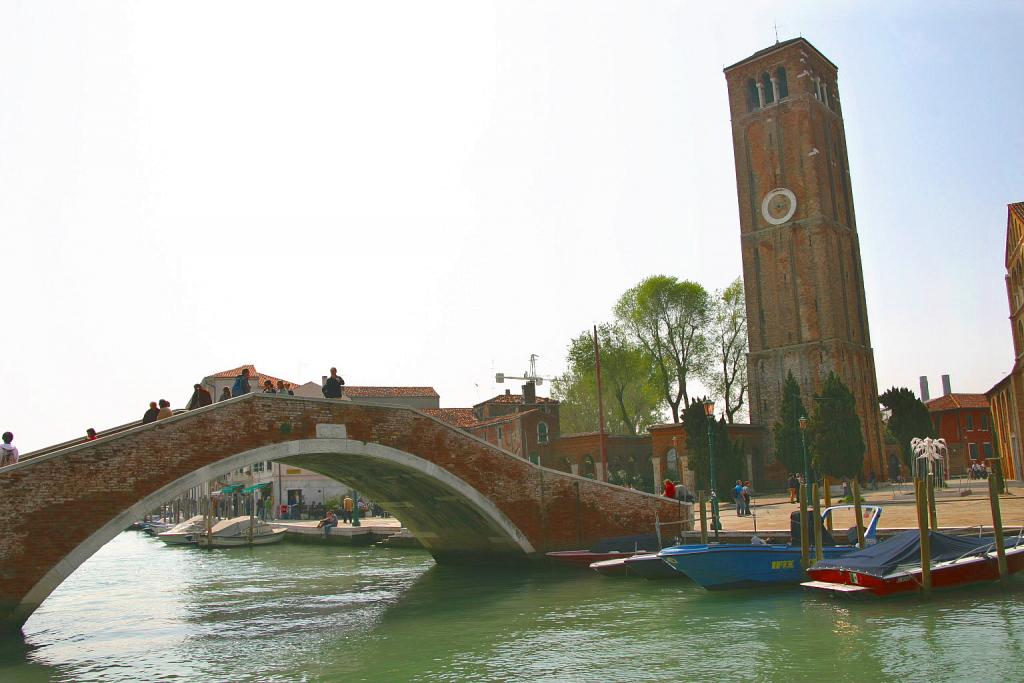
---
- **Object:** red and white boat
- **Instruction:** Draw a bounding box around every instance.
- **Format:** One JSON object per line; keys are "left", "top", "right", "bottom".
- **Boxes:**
{"left": 802, "top": 529, "right": 1024, "bottom": 597}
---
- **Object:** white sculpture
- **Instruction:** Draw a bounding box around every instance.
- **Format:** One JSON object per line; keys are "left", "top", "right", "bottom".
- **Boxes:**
{"left": 910, "top": 437, "right": 947, "bottom": 476}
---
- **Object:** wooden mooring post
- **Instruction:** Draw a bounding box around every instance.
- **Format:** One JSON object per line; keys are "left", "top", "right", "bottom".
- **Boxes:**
{"left": 799, "top": 483, "right": 810, "bottom": 570}
{"left": 812, "top": 482, "right": 824, "bottom": 564}
{"left": 928, "top": 473, "right": 938, "bottom": 530}
{"left": 823, "top": 476, "right": 833, "bottom": 533}
{"left": 915, "top": 479, "right": 932, "bottom": 596}
{"left": 852, "top": 478, "right": 866, "bottom": 549}
{"left": 698, "top": 491, "right": 708, "bottom": 545}
{"left": 988, "top": 466, "right": 1009, "bottom": 582}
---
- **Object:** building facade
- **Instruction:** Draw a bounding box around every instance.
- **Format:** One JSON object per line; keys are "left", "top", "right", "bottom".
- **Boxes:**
{"left": 987, "top": 202, "right": 1024, "bottom": 480}
{"left": 723, "top": 38, "right": 884, "bottom": 476}
{"left": 925, "top": 393, "right": 994, "bottom": 475}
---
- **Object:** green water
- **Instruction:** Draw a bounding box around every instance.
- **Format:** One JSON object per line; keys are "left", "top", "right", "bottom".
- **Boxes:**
{"left": 2, "top": 532, "right": 1024, "bottom": 682}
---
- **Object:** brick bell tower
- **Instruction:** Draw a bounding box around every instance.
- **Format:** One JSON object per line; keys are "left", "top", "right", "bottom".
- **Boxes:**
{"left": 723, "top": 38, "right": 884, "bottom": 475}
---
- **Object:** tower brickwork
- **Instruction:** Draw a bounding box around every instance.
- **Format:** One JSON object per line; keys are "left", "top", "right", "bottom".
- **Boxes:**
{"left": 723, "top": 38, "right": 884, "bottom": 475}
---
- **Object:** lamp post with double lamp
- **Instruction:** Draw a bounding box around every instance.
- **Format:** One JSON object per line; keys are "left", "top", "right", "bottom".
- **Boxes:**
{"left": 703, "top": 399, "right": 720, "bottom": 541}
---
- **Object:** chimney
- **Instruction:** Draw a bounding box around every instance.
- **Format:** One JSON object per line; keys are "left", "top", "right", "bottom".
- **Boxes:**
{"left": 941, "top": 374, "right": 952, "bottom": 397}
{"left": 919, "top": 376, "right": 930, "bottom": 402}
{"left": 523, "top": 381, "right": 537, "bottom": 405}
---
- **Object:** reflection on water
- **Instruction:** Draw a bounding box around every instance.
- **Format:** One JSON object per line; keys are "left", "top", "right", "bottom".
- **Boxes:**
{"left": 2, "top": 533, "right": 1024, "bottom": 682}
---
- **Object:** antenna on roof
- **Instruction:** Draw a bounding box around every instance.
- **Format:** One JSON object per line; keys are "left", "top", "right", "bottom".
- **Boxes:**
{"left": 494, "top": 354, "right": 555, "bottom": 386}
{"left": 773, "top": 21, "right": 781, "bottom": 44}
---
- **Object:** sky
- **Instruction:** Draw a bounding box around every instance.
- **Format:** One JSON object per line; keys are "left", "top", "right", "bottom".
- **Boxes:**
{"left": 2, "top": 1, "right": 1022, "bottom": 452}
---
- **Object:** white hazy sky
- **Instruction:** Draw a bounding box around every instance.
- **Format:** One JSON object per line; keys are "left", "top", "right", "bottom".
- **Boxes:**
{"left": 2, "top": 1, "right": 1022, "bottom": 451}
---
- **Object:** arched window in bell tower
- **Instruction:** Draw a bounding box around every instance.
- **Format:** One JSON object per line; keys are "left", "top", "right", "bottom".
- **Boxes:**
{"left": 761, "top": 72, "right": 775, "bottom": 104}
{"left": 746, "top": 79, "right": 759, "bottom": 112}
{"left": 775, "top": 67, "right": 789, "bottom": 99}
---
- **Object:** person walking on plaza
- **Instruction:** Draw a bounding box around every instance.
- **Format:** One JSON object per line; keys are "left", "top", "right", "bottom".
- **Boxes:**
{"left": 142, "top": 401, "right": 160, "bottom": 424}
{"left": 156, "top": 399, "right": 173, "bottom": 420}
{"left": 232, "top": 368, "right": 251, "bottom": 397}
{"left": 322, "top": 367, "right": 345, "bottom": 399}
{"left": 219, "top": 387, "right": 232, "bottom": 402}
{"left": 741, "top": 481, "right": 753, "bottom": 517}
{"left": 733, "top": 480, "right": 744, "bottom": 516}
{"left": 186, "top": 383, "right": 213, "bottom": 409}
{"left": 1, "top": 432, "right": 18, "bottom": 466}
{"left": 342, "top": 495, "right": 354, "bottom": 524}
{"left": 787, "top": 473, "right": 799, "bottom": 504}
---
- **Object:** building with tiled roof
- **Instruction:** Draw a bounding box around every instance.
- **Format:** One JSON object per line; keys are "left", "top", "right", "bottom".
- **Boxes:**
{"left": 925, "top": 389, "right": 993, "bottom": 473}
{"left": 988, "top": 202, "right": 1024, "bottom": 481}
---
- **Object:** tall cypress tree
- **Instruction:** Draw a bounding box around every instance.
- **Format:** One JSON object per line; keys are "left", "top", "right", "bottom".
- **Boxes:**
{"left": 773, "top": 371, "right": 808, "bottom": 475}
{"left": 809, "top": 372, "right": 866, "bottom": 479}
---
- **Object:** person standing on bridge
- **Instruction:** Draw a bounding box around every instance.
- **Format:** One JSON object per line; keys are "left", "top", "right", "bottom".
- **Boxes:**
{"left": 219, "top": 387, "right": 232, "bottom": 402}
{"left": 322, "top": 367, "right": 345, "bottom": 399}
{"left": 232, "top": 368, "right": 251, "bottom": 397}
{"left": 1, "top": 432, "right": 18, "bottom": 466}
{"left": 142, "top": 401, "right": 160, "bottom": 424}
{"left": 663, "top": 479, "right": 676, "bottom": 500}
{"left": 156, "top": 399, "right": 173, "bottom": 420}
{"left": 186, "top": 384, "right": 213, "bottom": 409}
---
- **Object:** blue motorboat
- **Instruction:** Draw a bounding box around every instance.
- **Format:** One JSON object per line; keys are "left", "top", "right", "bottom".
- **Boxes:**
{"left": 658, "top": 504, "right": 883, "bottom": 590}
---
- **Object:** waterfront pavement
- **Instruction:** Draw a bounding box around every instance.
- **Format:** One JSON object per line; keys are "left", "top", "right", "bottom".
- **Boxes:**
{"left": 709, "top": 480, "right": 1024, "bottom": 533}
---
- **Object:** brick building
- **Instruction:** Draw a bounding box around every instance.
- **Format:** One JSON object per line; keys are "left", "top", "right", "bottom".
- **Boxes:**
{"left": 925, "top": 393, "right": 994, "bottom": 475}
{"left": 987, "top": 202, "right": 1024, "bottom": 480}
{"left": 649, "top": 422, "right": 770, "bottom": 493}
{"left": 723, "top": 38, "right": 885, "bottom": 477}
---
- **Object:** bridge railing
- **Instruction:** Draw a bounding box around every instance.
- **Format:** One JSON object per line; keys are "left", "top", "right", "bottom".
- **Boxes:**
{"left": 18, "top": 409, "right": 189, "bottom": 462}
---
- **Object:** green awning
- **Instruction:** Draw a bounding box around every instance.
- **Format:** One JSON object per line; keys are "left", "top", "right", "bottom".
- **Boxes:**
{"left": 219, "top": 484, "right": 244, "bottom": 494}
{"left": 241, "top": 483, "right": 271, "bottom": 493}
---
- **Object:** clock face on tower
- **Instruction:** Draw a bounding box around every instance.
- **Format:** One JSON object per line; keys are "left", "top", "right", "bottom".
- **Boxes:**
{"left": 761, "top": 188, "right": 797, "bottom": 225}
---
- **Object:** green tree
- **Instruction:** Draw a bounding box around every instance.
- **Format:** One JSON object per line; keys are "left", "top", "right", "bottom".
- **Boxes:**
{"left": 683, "top": 397, "right": 745, "bottom": 495}
{"left": 704, "top": 278, "right": 748, "bottom": 423}
{"left": 808, "top": 372, "right": 865, "bottom": 479}
{"left": 550, "top": 324, "right": 664, "bottom": 435}
{"left": 878, "top": 386, "right": 935, "bottom": 469}
{"left": 773, "top": 371, "right": 809, "bottom": 476}
{"left": 614, "top": 275, "right": 711, "bottom": 422}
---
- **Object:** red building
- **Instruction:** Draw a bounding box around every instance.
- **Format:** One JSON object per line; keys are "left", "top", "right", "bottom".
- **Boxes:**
{"left": 924, "top": 393, "right": 994, "bottom": 474}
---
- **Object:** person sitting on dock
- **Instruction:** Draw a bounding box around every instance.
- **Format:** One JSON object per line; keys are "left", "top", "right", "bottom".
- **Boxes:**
{"left": 317, "top": 510, "right": 338, "bottom": 536}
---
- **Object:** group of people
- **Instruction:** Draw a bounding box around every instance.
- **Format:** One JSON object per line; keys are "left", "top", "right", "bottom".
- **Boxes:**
{"left": 142, "top": 399, "right": 175, "bottom": 424}
{"left": 969, "top": 462, "right": 990, "bottom": 480}
{"left": 786, "top": 473, "right": 806, "bottom": 504}
{"left": 733, "top": 480, "right": 754, "bottom": 516}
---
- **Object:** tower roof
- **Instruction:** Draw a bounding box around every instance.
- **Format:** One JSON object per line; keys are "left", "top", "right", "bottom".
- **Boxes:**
{"left": 724, "top": 37, "right": 837, "bottom": 73}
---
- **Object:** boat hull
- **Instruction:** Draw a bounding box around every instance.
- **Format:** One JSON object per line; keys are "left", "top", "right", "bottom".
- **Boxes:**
{"left": 806, "top": 546, "right": 1024, "bottom": 597}
{"left": 196, "top": 528, "right": 287, "bottom": 548}
{"left": 659, "top": 544, "right": 853, "bottom": 590}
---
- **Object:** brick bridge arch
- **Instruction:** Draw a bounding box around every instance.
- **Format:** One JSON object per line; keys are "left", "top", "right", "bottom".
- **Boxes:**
{"left": 0, "top": 394, "right": 689, "bottom": 628}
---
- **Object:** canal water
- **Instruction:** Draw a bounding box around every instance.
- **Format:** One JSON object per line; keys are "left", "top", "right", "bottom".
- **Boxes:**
{"left": 2, "top": 532, "right": 1023, "bottom": 682}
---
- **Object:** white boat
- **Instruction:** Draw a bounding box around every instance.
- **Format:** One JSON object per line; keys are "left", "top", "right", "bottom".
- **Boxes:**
{"left": 157, "top": 515, "right": 208, "bottom": 545}
{"left": 195, "top": 516, "right": 286, "bottom": 548}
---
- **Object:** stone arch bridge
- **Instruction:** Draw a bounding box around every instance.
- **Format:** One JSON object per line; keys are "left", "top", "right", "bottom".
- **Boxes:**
{"left": 0, "top": 394, "right": 689, "bottom": 628}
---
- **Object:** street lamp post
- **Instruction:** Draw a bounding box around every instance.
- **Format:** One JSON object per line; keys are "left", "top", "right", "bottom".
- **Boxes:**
{"left": 798, "top": 416, "right": 810, "bottom": 489}
{"left": 704, "top": 399, "right": 720, "bottom": 541}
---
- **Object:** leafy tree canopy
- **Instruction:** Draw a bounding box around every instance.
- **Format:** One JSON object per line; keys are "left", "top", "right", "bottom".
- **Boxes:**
{"left": 551, "top": 324, "right": 664, "bottom": 436}
{"left": 704, "top": 278, "right": 749, "bottom": 423}
{"left": 614, "top": 275, "right": 711, "bottom": 422}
